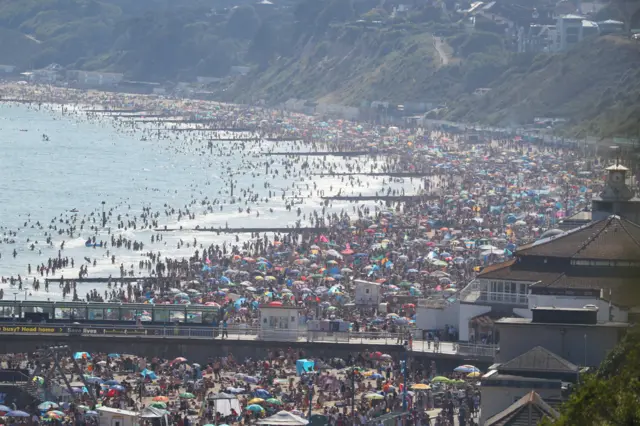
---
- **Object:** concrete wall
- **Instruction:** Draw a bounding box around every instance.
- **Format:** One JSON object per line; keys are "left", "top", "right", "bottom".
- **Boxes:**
{"left": 415, "top": 302, "right": 459, "bottom": 332}
{"left": 0, "top": 334, "right": 408, "bottom": 364}
{"left": 458, "top": 303, "right": 492, "bottom": 341}
{"left": 480, "top": 384, "right": 563, "bottom": 424}
{"left": 496, "top": 323, "right": 626, "bottom": 367}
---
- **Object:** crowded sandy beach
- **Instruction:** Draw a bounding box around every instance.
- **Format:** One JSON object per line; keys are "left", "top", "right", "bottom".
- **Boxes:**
{"left": 0, "top": 81, "right": 616, "bottom": 426}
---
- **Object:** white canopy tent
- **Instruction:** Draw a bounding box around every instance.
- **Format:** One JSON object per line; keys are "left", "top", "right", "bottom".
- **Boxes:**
{"left": 207, "top": 392, "right": 241, "bottom": 417}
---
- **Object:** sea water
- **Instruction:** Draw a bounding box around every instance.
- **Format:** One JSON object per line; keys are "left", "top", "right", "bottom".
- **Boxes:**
{"left": 0, "top": 102, "right": 425, "bottom": 301}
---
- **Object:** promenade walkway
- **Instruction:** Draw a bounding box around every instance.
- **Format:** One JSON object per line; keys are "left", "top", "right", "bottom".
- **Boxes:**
{"left": 0, "top": 323, "right": 497, "bottom": 359}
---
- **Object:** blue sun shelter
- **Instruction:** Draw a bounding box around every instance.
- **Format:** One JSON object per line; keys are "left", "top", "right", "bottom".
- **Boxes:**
{"left": 296, "top": 359, "right": 315, "bottom": 375}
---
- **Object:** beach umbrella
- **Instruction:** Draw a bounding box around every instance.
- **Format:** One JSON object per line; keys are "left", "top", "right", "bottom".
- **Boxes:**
{"left": 73, "top": 352, "right": 91, "bottom": 360}
{"left": 266, "top": 398, "right": 283, "bottom": 405}
{"left": 110, "top": 385, "right": 125, "bottom": 392}
{"left": 0, "top": 405, "right": 11, "bottom": 412}
{"left": 454, "top": 365, "right": 479, "bottom": 373}
{"left": 248, "top": 398, "right": 265, "bottom": 405}
{"left": 150, "top": 402, "right": 167, "bottom": 409}
{"left": 7, "top": 411, "right": 30, "bottom": 417}
{"left": 467, "top": 372, "right": 482, "bottom": 378}
{"left": 105, "top": 379, "right": 120, "bottom": 385}
{"left": 45, "top": 411, "right": 64, "bottom": 420}
{"left": 246, "top": 404, "right": 265, "bottom": 412}
{"left": 410, "top": 384, "right": 431, "bottom": 390}
{"left": 364, "top": 393, "right": 384, "bottom": 400}
{"left": 38, "top": 402, "right": 59, "bottom": 410}
{"left": 152, "top": 396, "right": 169, "bottom": 402}
{"left": 254, "top": 388, "right": 271, "bottom": 398}
{"left": 172, "top": 357, "right": 188, "bottom": 365}
{"left": 180, "top": 392, "right": 196, "bottom": 399}
{"left": 430, "top": 376, "right": 451, "bottom": 383}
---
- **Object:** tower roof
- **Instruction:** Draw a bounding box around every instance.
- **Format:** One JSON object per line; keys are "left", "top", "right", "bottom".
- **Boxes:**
{"left": 605, "top": 164, "right": 628, "bottom": 172}
{"left": 498, "top": 346, "right": 578, "bottom": 374}
{"left": 485, "top": 391, "right": 560, "bottom": 426}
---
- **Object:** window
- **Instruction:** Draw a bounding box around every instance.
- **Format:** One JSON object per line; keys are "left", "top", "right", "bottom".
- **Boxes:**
{"left": 519, "top": 283, "right": 527, "bottom": 294}
{"left": 278, "top": 316, "right": 289, "bottom": 329}
{"left": 366, "top": 289, "right": 370, "bottom": 294}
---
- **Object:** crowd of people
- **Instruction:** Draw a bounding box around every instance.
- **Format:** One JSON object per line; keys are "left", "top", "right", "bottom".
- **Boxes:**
{"left": 0, "top": 348, "right": 481, "bottom": 426}
{"left": 0, "top": 81, "right": 626, "bottom": 426}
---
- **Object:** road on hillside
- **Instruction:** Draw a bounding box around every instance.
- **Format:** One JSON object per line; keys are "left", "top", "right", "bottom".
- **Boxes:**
{"left": 433, "top": 36, "right": 450, "bottom": 66}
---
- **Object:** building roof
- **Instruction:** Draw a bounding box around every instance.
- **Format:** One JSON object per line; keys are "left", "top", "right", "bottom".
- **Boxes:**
{"left": 496, "top": 317, "right": 629, "bottom": 327}
{"left": 561, "top": 13, "right": 585, "bottom": 20}
{"left": 606, "top": 164, "right": 628, "bottom": 171}
{"left": 515, "top": 215, "right": 640, "bottom": 261}
{"left": 498, "top": 346, "right": 578, "bottom": 374}
{"left": 485, "top": 391, "right": 560, "bottom": 426}
{"left": 477, "top": 260, "right": 562, "bottom": 283}
{"left": 482, "top": 373, "right": 562, "bottom": 385}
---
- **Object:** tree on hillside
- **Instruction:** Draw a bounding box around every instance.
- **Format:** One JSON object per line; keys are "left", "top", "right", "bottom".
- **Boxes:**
{"left": 315, "top": 0, "right": 356, "bottom": 30}
{"left": 225, "top": 5, "right": 261, "bottom": 39}
{"left": 547, "top": 326, "right": 640, "bottom": 426}
{"left": 247, "top": 22, "right": 277, "bottom": 67}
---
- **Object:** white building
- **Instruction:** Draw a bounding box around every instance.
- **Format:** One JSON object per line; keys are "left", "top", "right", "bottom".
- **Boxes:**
{"left": 554, "top": 14, "right": 585, "bottom": 51}
{"left": 97, "top": 407, "right": 138, "bottom": 426}
{"left": 258, "top": 304, "right": 301, "bottom": 341}
{"left": 354, "top": 279, "right": 381, "bottom": 306}
{"left": 67, "top": 71, "right": 123, "bottom": 86}
{"left": 417, "top": 215, "right": 634, "bottom": 342}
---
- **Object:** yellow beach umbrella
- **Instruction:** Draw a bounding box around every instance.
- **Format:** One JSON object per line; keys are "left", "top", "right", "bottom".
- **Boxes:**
{"left": 410, "top": 383, "right": 431, "bottom": 390}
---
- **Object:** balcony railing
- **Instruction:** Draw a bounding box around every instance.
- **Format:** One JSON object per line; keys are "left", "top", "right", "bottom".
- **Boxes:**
{"left": 459, "top": 280, "right": 528, "bottom": 306}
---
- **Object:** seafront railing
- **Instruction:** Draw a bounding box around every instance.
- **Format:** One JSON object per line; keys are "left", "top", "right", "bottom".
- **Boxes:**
{"left": 0, "top": 323, "right": 498, "bottom": 358}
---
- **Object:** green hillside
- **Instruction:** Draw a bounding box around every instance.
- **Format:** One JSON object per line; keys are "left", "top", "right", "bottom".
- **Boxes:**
{"left": 222, "top": 25, "right": 446, "bottom": 105}
{"left": 444, "top": 36, "right": 640, "bottom": 138}
{"left": 0, "top": 27, "right": 42, "bottom": 67}
{"left": 0, "top": 0, "right": 638, "bottom": 137}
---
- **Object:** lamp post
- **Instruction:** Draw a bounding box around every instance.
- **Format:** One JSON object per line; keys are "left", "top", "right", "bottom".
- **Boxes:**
{"left": 584, "top": 334, "right": 587, "bottom": 366}
{"left": 307, "top": 383, "right": 314, "bottom": 420}
{"left": 350, "top": 369, "right": 357, "bottom": 425}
